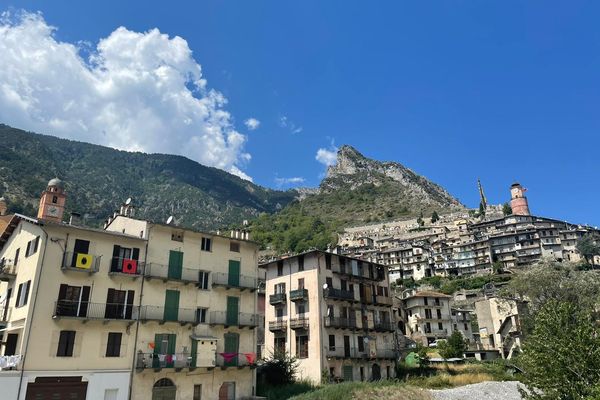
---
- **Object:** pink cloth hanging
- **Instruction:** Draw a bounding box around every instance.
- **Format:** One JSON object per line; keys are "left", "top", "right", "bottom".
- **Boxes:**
{"left": 219, "top": 352, "right": 237, "bottom": 362}
{"left": 243, "top": 352, "right": 256, "bottom": 364}
{"left": 165, "top": 354, "right": 173, "bottom": 363}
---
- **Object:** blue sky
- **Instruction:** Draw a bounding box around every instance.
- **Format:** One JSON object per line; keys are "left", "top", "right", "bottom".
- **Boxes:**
{"left": 0, "top": 1, "right": 599, "bottom": 226}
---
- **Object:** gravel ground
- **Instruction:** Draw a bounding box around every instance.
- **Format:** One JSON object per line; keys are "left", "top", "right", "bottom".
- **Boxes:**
{"left": 430, "top": 381, "right": 523, "bottom": 400}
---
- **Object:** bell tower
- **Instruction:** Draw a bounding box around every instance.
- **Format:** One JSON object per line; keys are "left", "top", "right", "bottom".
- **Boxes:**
{"left": 38, "top": 178, "right": 67, "bottom": 223}
{"left": 509, "top": 182, "right": 530, "bottom": 216}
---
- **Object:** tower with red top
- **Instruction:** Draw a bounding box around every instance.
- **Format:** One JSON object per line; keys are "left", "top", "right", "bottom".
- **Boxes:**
{"left": 37, "top": 178, "right": 67, "bottom": 222}
{"left": 510, "top": 182, "right": 530, "bottom": 216}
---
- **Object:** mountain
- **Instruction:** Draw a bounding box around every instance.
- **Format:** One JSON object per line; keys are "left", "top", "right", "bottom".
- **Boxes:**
{"left": 0, "top": 124, "right": 296, "bottom": 230}
{"left": 248, "top": 145, "right": 464, "bottom": 252}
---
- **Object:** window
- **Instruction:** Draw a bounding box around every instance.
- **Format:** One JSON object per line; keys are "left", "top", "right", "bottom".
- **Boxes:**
{"left": 57, "top": 330, "right": 76, "bottom": 357}
{"left": 106, "top": 332, "right": 122, "bottom": 357}
{"left": 230, "top": 241, "right": 240, "bottom": 252}
{"left": 276, "top": 307, "right": 284, "bottom": 318}
{"left": 436, "top": 309, "right": 442, "bottom": 319}
{"left": 435, "top": 298, "right": 441, "bottom": 306}
{"left": 325, "top": 254, "right": 331, "bottom": 270}
{"left": 298, "top": 255, "right": 304, "bottom": 271}
{"left": 438, "top": 322, "right": 444, "bottom": 330}
{"left": 25, "top": 237, "right": 40, "bottom": 257}
{"left": 52, "top": 195, "right": 58, "bottom": 204}
{"left": 358, "top": 336, "right": 365, "bottom": 352}
{"left": 423, "top": 297, "right": 428, "bottom": 306}
{"left": 464, "top": 323, "right": 469, "bottom": 331}
{"left": 198, "top": 271, "right": 209, "bottom": 289}
{"left": 277, "top": 261, "right": 283, "bottom": 276}
{"left": 326, "top": 277, "right": 332, "bottom": 288}
{"left": 193, "top": 385, "right": 202, "bottom": 400}
{"left": 14, "top": 248, "right": 19, "bottom": 266}
{"left": 298, "top": 278, "right": 304, "bottom": 290}
{"left": 296, "top": 335, "right": 309, "bottom": 358}
{"left": 328, "top": 335, "right": 335, "bottom": 351}
{"left": 201, "top": 237, "right": 212, "bottom": 252}
{"left": 171, "top": 231, "right": 184, "bottom": 242}
{"left": 16, "top": 280, "right": 31, "bottom": 308}
{"left": 274, "top": 282, "right": 286, "bottom": 294}
{"left": 274, "top": 337, "right": 286, "bottom": 354}
{"left": 57, "top": 284, "right": 91, "bottom": 317}
{"left": 425, "top": 309, "right": 432, "bottom": 319}
{"left": 297, "top": 303, "right": 305, "bottom": 315}
{"left": 196, "top": 308, "right": 207, "bottom": 324}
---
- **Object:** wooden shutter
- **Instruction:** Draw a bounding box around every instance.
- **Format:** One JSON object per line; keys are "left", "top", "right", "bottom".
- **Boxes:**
{"left": 79, "top": 286, "right": 90, "bottom": 317}
{"left": 111, "top": 245, "right": 120, "bottom": 272}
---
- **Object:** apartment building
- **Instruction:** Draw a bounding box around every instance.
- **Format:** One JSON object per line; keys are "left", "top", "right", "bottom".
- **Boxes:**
{"left": 0, "top": 179, "right": 261, "bottom": 400}
{"left": 260, "top": 251, "right": 396, "bottom": 383}
{"left": 401, "top": 290, "right": 453, "bottom": 346}
{"left": 450, "top": 307, "right": 474, "bottom": 343}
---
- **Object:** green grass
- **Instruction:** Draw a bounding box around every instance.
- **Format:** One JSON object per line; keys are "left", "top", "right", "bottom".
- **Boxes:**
{"left": 288, "top": 381, "right": 431, "bottom": 400}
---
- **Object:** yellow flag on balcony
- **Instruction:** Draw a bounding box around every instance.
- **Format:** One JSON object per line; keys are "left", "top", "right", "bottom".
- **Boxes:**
{"left": 76, "top": 253, "right": 92, "bottom": 269}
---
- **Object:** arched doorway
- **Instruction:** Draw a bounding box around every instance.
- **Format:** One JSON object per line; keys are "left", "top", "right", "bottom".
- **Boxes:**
{"left": 152, "top": 378, "right": 176, "bottom": 400}
{"left": 371, "top": 363, "right": 381, "bottom": 381}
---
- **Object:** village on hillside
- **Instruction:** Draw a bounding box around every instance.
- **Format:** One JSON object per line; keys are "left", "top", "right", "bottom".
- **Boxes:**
{"left": 0, "top": 177, "right": 598, "bottom": 399}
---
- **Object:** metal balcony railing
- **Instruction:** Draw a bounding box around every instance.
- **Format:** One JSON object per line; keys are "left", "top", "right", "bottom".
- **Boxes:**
{"left": 323, "top": 288, "right": 355, "bottom": 302}
{"left": 0, "top": 262, "right": 16, "bottom": 281}
{"left": 62, "top": 252, "right": 100, "bottom": 273}
{"left": 269, "top": 319, "right": 287, "bottom": 332}
{"left": 139, "top": 305, "right": 197, "bottom": 324}
{"left": 0, "top": 306, "right": 11, "bottom": 323}
{"left": 290, "top": 317, "right": 309, "bottom": 330}
{"left": 53, "top": 301, "right": 138, "bottom": 320}
{"left": 136, "top": 353, "right": 194, "bottom": 370}
{"left": 211, "top": 272, "right": 257, "bottom": 291}
{"left": 215, "top": 352, "right": 255, "bottom": 368}
{"left": 209, "top": 311, "right": 259, "bottom": 328}
{"left": 109, "top": 257, "right": 144, "bottom": 277}
{"left": 373, "top": 321, "right": 395, "bottom": 332}
{"left": 325, "top": 346, "right": 368, "bottom": 359}
{"left": 289, "top": 289, "right": 308, "bottom": 302}
{"left": 323, "top": 317, "right": 358, "bottom": 330}
{"left": 269, "top": 293, "right": 286, "bottom": 305}
{"left": 374, "top": 295, "right": 393, "bottom": 306}
{"left": 143, "top": 263, "right": 202, "bottom": 284}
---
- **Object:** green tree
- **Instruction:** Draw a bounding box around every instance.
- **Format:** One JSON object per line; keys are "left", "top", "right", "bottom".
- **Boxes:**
{"left": 414, "top": 342, "right": 430, "bottom": 367}
{"left": 517, "top": 301, "right": 600, "bottom": 400}
{"left": 430, "top": 211, "right": 439, "bottom": 223}
{"left": 502, "top": 202, "right": 512, "bottom": 216}
{"left": 257, "top": 351, "right": 299, "bottom": 387}
{"left": 437, "top": 331, "right": 467, "bottom": 359}
{"left": 576, "top": 233, "right": 600, "bottom": 266}
{"left": 417, "top": 212, "right": 424, "bottom": 227}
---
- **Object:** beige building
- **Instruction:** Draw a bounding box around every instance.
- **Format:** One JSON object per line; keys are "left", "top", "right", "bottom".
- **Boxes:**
{"left": 474, "top": 296, "right": 527, "bottom": 359}
{"left": 401, "top": 290, "right": 453, "bottom": 346}
{"left": 0, "top": 179, "right": 261, "bottom": 400}
{"left": 260, "top": 251, "right": 396, "bottom": 383}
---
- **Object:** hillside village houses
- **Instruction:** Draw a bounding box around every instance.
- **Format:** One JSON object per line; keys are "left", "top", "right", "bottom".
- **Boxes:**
{"left": 0, "top": 178, "right": 261, "bottom": 400}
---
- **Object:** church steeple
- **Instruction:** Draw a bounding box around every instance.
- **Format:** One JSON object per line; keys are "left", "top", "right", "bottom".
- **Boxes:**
{"left": 37, "top": 178, "right": 67, "bottom": 222}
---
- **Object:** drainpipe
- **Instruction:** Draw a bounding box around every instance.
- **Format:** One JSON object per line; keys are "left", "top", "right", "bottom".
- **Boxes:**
{"left": 127, "top": 226, "right": 150, "bottom": 400}
{"left": 16, "top": 224, "right": 50, "bottom": 400}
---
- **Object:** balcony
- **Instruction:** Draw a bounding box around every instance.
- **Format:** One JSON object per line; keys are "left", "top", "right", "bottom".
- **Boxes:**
{"left": 136, "top": 353, "right": 195, "bottom": 371}
{"left": 269, "top": 293, "right": 286, "bottom": 306}
{"left": 209, "top": 311, "right": 259, "bottom": 329}
{"left": 375, "top": 349, "right": 397, "bottom": 360}
{"left": 374, "top": 295, "right": 393, "bottom": 306}
{"left": 61, "top": 251, "right": 100, "bottom": 274}
{"left": 323, "top": 288, "right": 355, "bottom": 302}
{"left": 290, "top": 317, "right": 309, "bottom": 330}
{"left": 324, "top": 317, "right": 358, "bottom": 330}
{"left": 373, "top": 321, "right": 395, "bottom": 332}
{"left": 0, "top": 306, "right": 11, "bottom": 325}
{"left": 289, "top": 289, "right": 308, "bottom": 302}
{"left": 53, "top": 301, "right": 138, "bottom": 322}
{"left": 0, "top": 262, "right": 16, "bottom": 281}
{"left": 212, "top": 272, "right": 257, "bottom": 292}
{"left": 143, "top": 263, "right": 206, "bottom": 285}
{"left": 109, "top": 257, "right": 144, "bottom": 278}
{"left": 139, "top": 305, "right": 197, "bottom": 325}
{"left": 215, "top": 352, "right": 256, "bottom": 369}
{"left": 269, "top": 319, "right": 287, "bottom": 332}
{"left": 326, "top": 346, "right": 368, "bottom": 360}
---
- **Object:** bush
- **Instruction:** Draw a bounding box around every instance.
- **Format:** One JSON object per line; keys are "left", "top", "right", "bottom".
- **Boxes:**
{"left": 437, "top": 331, "right": 467, "bottom": 359}
{"left": 257, "top": 351, "right": 300, "bottom": 388}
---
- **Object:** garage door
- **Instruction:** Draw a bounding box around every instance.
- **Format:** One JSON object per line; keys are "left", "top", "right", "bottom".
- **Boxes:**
{"left": 25, "top": 376, "right": 87, "bottom": 400}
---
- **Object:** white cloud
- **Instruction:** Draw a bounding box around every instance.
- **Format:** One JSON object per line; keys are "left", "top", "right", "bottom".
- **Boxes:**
{"left": 244, "top": 117, "right": 260, "bottom": 130}
{"left": 316, "top": 146, "right": 338, "bottom": 167}
{"left": 274, "top": 176, "right": 305, "bottom": 187}
{"left": 0, "top": 11, "right": 253, "bottom": 180}
{"left": 278, "top": 115, "right": 302, "bottom": 134}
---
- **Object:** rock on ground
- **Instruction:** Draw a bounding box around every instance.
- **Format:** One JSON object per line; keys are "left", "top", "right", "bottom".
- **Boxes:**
{"left": 430, "top": 381, "right": 523, "bottom": 400}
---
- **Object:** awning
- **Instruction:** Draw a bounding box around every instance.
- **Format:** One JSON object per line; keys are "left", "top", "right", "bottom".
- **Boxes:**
{"left": 190, "top": 334, "right": 219, "bottom": 341}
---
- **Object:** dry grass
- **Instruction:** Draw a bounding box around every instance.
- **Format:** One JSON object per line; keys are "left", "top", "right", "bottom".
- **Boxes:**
{"left": 447, "top": 372, "right": 495, "bottom": 386}
{"left": 353, "top": 385, "right": 432, "bottom": 400}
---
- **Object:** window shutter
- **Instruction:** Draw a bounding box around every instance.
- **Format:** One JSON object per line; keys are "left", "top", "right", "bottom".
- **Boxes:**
{"left": 80, "top": 286, "right": 90, "bottom": 317}
{"left": 23, "top": 281, "right": 30, "bottom": 306}
{"left": 132, "top": 248, "right": 140, "bottom": 261}
{"left": 16, "top": 284, "right": 23, "bottom": 307}
{"left": 58, "top": 284, "right": 68, "bottom": 301}
{"left": 111, "top": 245, "right": 120, "bottom": 271}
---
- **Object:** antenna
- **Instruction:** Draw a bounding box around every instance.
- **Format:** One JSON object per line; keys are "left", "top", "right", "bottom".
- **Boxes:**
{"left": 125, "top": 197, "right": 132, "bottom": 205}
{"left": 166, "top": 216, "right": 174, "bottom": 225}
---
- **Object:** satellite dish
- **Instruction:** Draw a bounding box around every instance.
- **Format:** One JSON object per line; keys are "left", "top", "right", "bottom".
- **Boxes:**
{"left": 322, "top": 283, "right": 328, "bottom": 290}
{"left": 125, "top": 197, "right": 132, "bottom": 205}
{"left": 166, "top": 216, "right": 174, "bottom": 225}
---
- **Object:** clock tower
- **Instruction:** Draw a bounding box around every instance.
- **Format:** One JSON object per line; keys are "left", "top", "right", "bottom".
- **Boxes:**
{"left": 37, "top": 178, "right": 67, "bottom": 223}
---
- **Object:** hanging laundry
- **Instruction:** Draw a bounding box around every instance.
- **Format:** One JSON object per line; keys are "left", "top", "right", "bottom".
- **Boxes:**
{"left": 243, "top": 353, "right": 256, "bottom": 365}
{"left": 219, "top": 352, "right": 237, "bottom": 362}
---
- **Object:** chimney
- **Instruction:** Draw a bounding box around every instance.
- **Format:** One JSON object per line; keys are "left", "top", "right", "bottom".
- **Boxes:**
{"left": 0, "top": 197, "right": 7, "bottom": 216}
{"left": 69, "top": 212, "right": 81, "bottom": 225}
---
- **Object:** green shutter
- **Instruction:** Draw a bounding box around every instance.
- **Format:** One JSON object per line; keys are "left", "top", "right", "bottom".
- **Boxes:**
{"left": 226, "top": 296, "right": 239, "bottom": 326}
{"left": 228, "top": 260, "right": 240, "bottom": 287}
{"left": 168, "top": 250, "right": 183, "bottom": 280}
{"left": 343, "top": 365, "right": 353, "bottom": 381}
{"left": 224, "top": 333, "right": 239, "bottom": 367}
{"left": 164, "top": 290, "right": 180, "bottom": 321}
{"left": 190, "top": 339, "right": 198, "bottom": 368}
{"left": 166, "top": 334, "right": 176, "bottom": 368}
